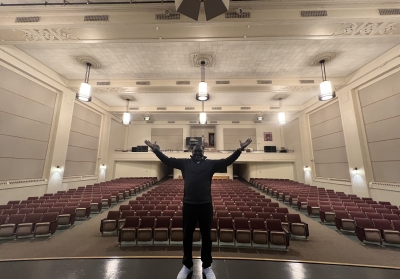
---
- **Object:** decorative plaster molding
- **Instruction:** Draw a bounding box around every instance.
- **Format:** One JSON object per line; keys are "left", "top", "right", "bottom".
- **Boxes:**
{"left": 191, "top": 53, "right": 214, "bottom": 67}
{"left": 334, "top": 22, "right": 399, "bottom": 36}
{"left": 21, "top": 28, "right": 76, "bottom": 41}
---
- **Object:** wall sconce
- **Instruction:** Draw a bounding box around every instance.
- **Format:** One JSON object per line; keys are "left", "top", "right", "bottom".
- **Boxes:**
{"left": 304, "top": 166, "right": 310, "bottom": 171}
{"left": 144, "top": 116, "right": 150, "bottom": 121}
{"left": 100, "top": 164, "right": 106, "bottom": 169}
{"left": 56, "top": 166, "right": 61, "bottom": 172}
{"left": 352, "top": 167, "right": 358, "bottom": 174}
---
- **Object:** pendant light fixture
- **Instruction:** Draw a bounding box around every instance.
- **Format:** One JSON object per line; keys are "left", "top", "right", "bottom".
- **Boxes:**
{"left": 199, "top": 101, "right": 207, "bottom": 124}
{"left": 122, "top": 98, "right": 132, "bottom": 125}
{"left": 318, "top": 60, "right": 336, "bottom": 101}
{"left": 278, "top": 98, "right": 286, "bottom": 125}
{"left": 76, "top": 62, "right": 92, "bottom": 102}
{"left": 196, "top": 61, "right": 209, "bottom": 101}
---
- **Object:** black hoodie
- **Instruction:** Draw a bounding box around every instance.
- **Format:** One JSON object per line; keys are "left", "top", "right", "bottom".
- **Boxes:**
{"left": 152, "top": 148, "right": 242, "bottom": 204}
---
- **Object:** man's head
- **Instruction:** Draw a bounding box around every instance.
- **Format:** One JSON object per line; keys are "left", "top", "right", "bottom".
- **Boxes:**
{"left": 191, "top": 145, "right": 204, "bottom": 161}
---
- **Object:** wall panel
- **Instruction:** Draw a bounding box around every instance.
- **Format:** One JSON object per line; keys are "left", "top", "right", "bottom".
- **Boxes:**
{"left": 0, "top": 65, "right": 56, "bottom": 181}
{"left": 359, "top": 71, "right": 400, "bottom": 183}
{"left": 309, "top": 102, "right": 350, "bottom": 180}
{"left": 151, "top": 128, "right": 183, "bottom": 150}
{"left": 223, "top": 128, "right": 256, "bottom": 150}
{"left": 64, "top": 103, "right": 101, "bottom": 177}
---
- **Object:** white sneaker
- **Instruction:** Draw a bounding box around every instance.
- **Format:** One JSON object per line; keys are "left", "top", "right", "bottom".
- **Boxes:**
{"left": 177, "top": 265, "right": 193, "bottom": 279}
{"left": 203, "top": 267, "right": 216, "bottom": 279}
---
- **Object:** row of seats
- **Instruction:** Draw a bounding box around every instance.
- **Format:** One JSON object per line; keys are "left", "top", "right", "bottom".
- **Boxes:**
{"left": 320, "top": 206, "right": 400, "bottom": 223}
{"left": 0, "top": 213, "right": 59, "bottom": 238}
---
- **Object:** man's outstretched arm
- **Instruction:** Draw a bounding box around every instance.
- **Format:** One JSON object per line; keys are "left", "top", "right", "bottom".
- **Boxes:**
{"left": 144, "top": 140, "right": 184, "bottom": 170}
{"left": 212, "top": 138, "right": 252, "bottom": 170}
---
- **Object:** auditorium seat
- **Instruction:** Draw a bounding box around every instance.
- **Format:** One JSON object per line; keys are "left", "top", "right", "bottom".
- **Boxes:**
{"left": 372, "top": 219, "right": 400, "bottom": 244}
{"left": 365, "top": 212, "right": 382, "bottom": 220}
{"left": 271, "top": 213, "right": 289, "bottom": 232}
{"left": 170, "top": 216, "right": 183, "bottom": 244}
{"left": 49, "top": 207, "right": 63, "bottom": 214}
{"left": 90, "top": 197, "right": 102, "bottom": 213}
{"left": 0, "top": 215, "right": 8, "bottom": 225}
{"left": 234, "top": 217, "right": 251, "bottom": 246}
{"left": 155, "top": 204, "right": 167, "bottom": 211}
{"left": 392, "top": 209, "right": 400, "bottom": 216}
{"left": 143, "top": 204, "right": 155, "bottom": 211}
{"left": 153, "top": 216, "right": 171, "bottom": 244}
{"left": 58, "top": 206, "right": 76, "bottom": 226}
{"left": 15, "top": 213, "right": 43, "bottom": 238}
{"left": 7, "top": 200, "right": 20, "bottom": 206}
{"left": 119, "top": 216, "right": 140, "bottom": 244}
{"left": 355, "top": 218, "right": 382, "bottom": 244}
{"left": 249, "top": 218, "right": 268, "bottom": 247}
{"left": 334, "top": 210, "right": 353, "bottom": 231}
{"left": 263, "top": 207, "right": 276, "bottom": 214}
{"left": 76, "top": 201, "right": 91, "bottom": 218}
{"left": 306, "top": 200, "right": 320, "bottom": 216}
{"left": 149, "top": 210, "right": 162, "bottom": 217}
{"left": 276, "top": 208, "right": 289, "bottom": 215}
{"left": 216, "top": 210, "right": 230, "bottom": 218}
{"left": 287, "top": 214, "right": 309, "bottom": 239}
{"left": 135, "top": 210, "right": 149, "bottom": 218}
{"left": 239, "top": 205, "right": 251, "bottom": 212}
{"left": 376, "top": 208, "right": 391, "bottom": 215}
{"left": 268, "top": 202, "right": 280, "bottom": 209}
{"left": 34, "top": 212, "right": 59, "bottom": 237}
{"left": 119, "top": 205, "right": 131, "bottom": 212}
{"left": 218, "top": 217, "right": 234, "bottom": 246}
{"left": 118, "top": 210, "right": 136, "bottom": 230}
{"left": 382, "top": 214, "right": 400, "bottom": 222}
{"left": 3, "top": 209, "right": 18, "bottom": 216}
{"left": 34, "top": 207, "right": 49, "bottom": 214}
{"left": 100, "top": 211, "right": 120, "bottom": 235}
{"left": 266, "top": 219, "right": 289, "bottom": 250}
{"left": 0, "top": 214, "right": 25, "bottom": 237}
{"left": 12, "top": 204, "right": 27, "bottom": 210}
{"left": 137, "top": 216, "right": 155, "bottom": 244}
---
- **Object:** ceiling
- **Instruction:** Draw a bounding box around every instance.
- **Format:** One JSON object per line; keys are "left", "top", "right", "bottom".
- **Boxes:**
{"left": 1, "top": 0, "right": 400, "bottom": 122}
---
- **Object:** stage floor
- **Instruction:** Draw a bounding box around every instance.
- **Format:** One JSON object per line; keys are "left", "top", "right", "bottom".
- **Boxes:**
{"left": 1, "top": 257, "right": 399, "bottom": 279}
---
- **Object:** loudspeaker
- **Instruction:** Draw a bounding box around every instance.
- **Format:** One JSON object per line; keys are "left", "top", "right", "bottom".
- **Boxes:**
{"left": 131, "top": 147, "right": 137, "bottom": 152}
{"left": 204, "top": 0, "right": 229, "bottom": 21}
{"left": 175, "top": 0, "right": 201, "bottom": 21}
{"left": 264, "top": 146, "right": 277, "bottom": 153}
{"left": 175, "top": 0, "right": 229, "bottom": 21}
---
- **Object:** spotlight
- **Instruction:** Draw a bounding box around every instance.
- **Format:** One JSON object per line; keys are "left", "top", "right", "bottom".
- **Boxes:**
{"left": 144, "top": 116, "right": 150, "bottom": 121}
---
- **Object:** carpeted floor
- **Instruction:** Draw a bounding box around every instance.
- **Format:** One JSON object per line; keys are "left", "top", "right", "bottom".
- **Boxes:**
{"left": 1, "top": 180, "right": 399, "bottom": 268}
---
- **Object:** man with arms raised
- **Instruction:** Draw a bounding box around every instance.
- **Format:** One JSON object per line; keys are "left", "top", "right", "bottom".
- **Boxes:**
{"left": 144, "top": 138, "right": 252, "bottom": 279}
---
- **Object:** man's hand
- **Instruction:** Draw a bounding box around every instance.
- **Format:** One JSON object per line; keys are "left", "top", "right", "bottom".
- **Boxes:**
{"left": 239, "top": 138, "right": 252, "bottom": 151}
{"left": 144, "top": 140, "right": 159, "bottom": 151}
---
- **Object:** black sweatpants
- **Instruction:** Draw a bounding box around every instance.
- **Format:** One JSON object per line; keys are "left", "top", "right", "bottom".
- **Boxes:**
{"left": 182, "top": 202, "right": 213, "bottom": 269}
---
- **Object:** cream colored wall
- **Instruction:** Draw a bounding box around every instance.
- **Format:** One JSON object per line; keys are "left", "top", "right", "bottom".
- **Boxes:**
{"left": 127, "top": 124, "right": 191, "bottom": 150}
{"left": 282, "top": 119, "right": 304, "bottom": 183}
{"left": 106, "top": 119, "right": 127, "bottom": 181}
{"left": 0, "top": 46, "right": 114, "bottom": 200}
{"left": 239, "top": 162, "right": 294, "bottom": 181}
{"left": 215, "top": 123, "right": 282, "bottom": 151}
{"left": 115, "top": 161, "right": 168, "bottom": 180}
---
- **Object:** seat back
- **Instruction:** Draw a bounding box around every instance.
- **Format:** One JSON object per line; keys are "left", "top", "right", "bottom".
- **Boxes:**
{"left": 155, "top": 216, "right": 171, "bottom": 228}
{"left": 171, "top": 216, "right": 182, "bottom": 228}
{"left": 268, "top": 202, "right": 279, "bottom": 208}
{"left": 3, "top": 209, "right": 18, "bottom": 215}
{"left": 263, "top": 207, "right": 276, "bottom": 214}
{"left": 18, "top": 208, "right": 34, "bottom": 215}
{"left": 107, "top": 210, "right": 121, "bottom": 220}
{"left": 243, "top": 211, "right": 257, "bottom": 219}
{"left": 124, "top": 216, "right": 140, "bottom": 228}
{"left": 271, "top": 213, "right": 287, "bottom": 222}
{"left": 230, "top": 211, "right": 243, "bottom": 219}
{"left": 0, "top": 215, "right": 8, "bottom": 225}
{"left": 239, "top": 206, "right": 251, "bottom": 212}
{"left": 365, "top": 212, "right": 382, "bottom": 220}
{"left": 8, "top": 214, "right": 26, "bottom": 224}
{"left": 35, "top": 207, "right": 49, "bottom": 214}
{"left": 216, "top": 210, "right": 230, "bottom": 218}
{"left": 49, "top": 207, "right": 63, "bottom": 214}
{"left": 143, "top": 204, "right": 155, "bottom": 211}
{"left": 149, "top": 210, "right": 162, "bottom": 217}
{"left": 218, "top": 217, "right": 233, "bottom": 229}
{"left": 119, "top": 205, "right": 131, "bottom": 212}
{"left": 354, "top": 217, "right": 374, "bottom": 228}
{"left": 162, "top": 210, "right": 175, "bottom": 217}
{"left": 349, "top": 211, "right": 365, "bottom": 219}
{"left": 276, "top": 208, "right": 289, "bottom": 215}
{"left": 139, "top": 216, "right": 155, "bottom": 228}
{"left": 320, "top": 205, "right": 332, "bottom": 213}
{"left": 266, "top": 219, "right": 283, "bottom": 231}
{"left": 335, "top": 210, "right": 349, "bottom": 219}
{"left": 249, "top": 218, "right": 266, "bottom": 230}
{"left": 361, "top": 207, "right": 375, "bottom": 213}
{"left": 392, "top": 220, "right": 400, "bottom": 231}
{"left": 382, "top": 214, "right": 400, "bottom": 221}
{"left": 257, "top": 212, "right": 271, "bottom": 221}
{"left": 375, "top": 208, "right": 391, "bottom": 215}
{"left": 372, "top": 219, "right": 393, "bottom": 230}
{"left": 24, "top": 213, "right": 43, "bottom": 223}
{"left": 234, "top": 217, "right": 250, "bottom": 230}
{"left": 41, "top": 212, "right": 59, "bottom": 222}
{"left": 155, "top": 204, "right": 167, "bottom": 211}
{"left": 120, "top": 210, "right": 135, "bottom": 219}
{"left": 287, "top": 213, "right": 302, "bottom": 223}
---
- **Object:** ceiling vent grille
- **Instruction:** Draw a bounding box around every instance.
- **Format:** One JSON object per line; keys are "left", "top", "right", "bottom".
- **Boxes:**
{"left": 84, "top": 15, "right": 109, "bottom": 21}
{"left": 15, "top": 17, "right": 40, "bottom": 23}
{"left": 176, "top": 81, "right": 190, "bottom": 85}
{"left": 185, "top": 107, "right": 195, "bottom": 110}
{"left": 156, "top": 14, "right": 180, "bottom": 20}
{"left": 301, "top": 10, "right": 327, "bottom": 17}
{"left": 136, "top": 81, "right": 150, "bottom": 85}
{"left": 146, "top": 121, "right": 154, "bottom": 124}
{"left": 254, "top": 121, "right": 262, "bottom": 123}
{"left": 241, "top": 107, "right": 251, "bottom": 110}
{"left": 270, "top": 106, "right": 280, "bottom": 110}
{"left": 225, "top": 12, "right": 251, "bottom": 19}
{"left": 257, "top": 80, "right": 272, "bottom": 84}
{"left": 379, "top": 9, "right": 400, "bottom": 15}
{"left": 210, "top": 121, "right": 218, "bottom": 124}
{"left": 212, "top": 107, "right": 222, "bottom": 110}
{"left": 168, "top": 121, "right": 175, "bottom": 123}
{"left": 157, "top": 107, "right": 167, "bottom": 110}
{"left": 232, "top": 121, "right": 240, "bottom": 123}
{"left": 189, "top": 121, "right": 198, "bottom": 124}
{"left": 129, "top": 108, "right": 139, "bottom": 110}
{"left": 216, "top": 81, "right": 230, "bottom": 84}
{"left": 300, "top": 80, "right": 314, "bottom": 84}
{"left": 96, "top": 81, "right": 110, "bottom": 85}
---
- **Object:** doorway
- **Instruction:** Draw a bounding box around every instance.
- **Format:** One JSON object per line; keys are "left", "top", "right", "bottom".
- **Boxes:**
{"left": 209, "top": 133, "right": 215, "bottom": 147}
